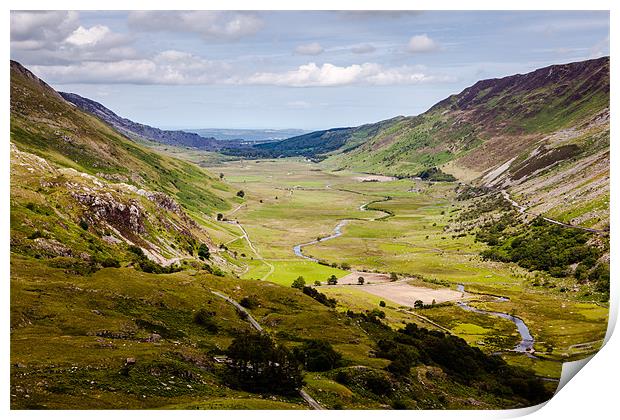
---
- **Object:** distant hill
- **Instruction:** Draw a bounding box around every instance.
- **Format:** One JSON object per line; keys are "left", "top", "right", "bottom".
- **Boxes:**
{"left": 59, "top": 92, "right": 230, "bottom": 150}
{"left": 221, "top": 117, "right": 406, "bottom": 158}
{"left": 188, "top": 127, "right": 309, "bottom": 142}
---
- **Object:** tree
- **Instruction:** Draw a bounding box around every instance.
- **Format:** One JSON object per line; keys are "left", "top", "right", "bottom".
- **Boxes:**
{"left": 390, "top": 272, "right": 398, "bottom": 281}
{"left": 236, "top": 190, "right": 245, "bottom": 198}
{"left": 216, "top": 213, "right": 224, "bottom": 221}
{"left": 414, "top": 300, "right": 424, "bottom": 309}
{"left": 340, "top": 262, "right": 351, "bottom": 270}
{"left": 314, "top": 280, "right": 322, "bottom": 286}
{"left": 226, "top": 332, "right": 304, "bottom": 395}
{"left": 358, "top": 276, "right": 365, "bottom": 285}
{"left": 198, "top": 243, "right": 210, "bottom": 260}
{"left": 219, "top": 172, "right": 225, "bottom": 180}
{"left": 293, "top": 340, "right": 342, "bottom": 372}
{"left": 327, "top": 275, "right": 338, "bottom": 285}
{"left": 291, "top": 276, "right": 306, "bottom": 289}
{"left": 379, "top": 300, "right": 386, "bottom": 307}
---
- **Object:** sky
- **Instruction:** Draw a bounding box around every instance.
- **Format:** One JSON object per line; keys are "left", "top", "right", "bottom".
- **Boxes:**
{"left": 10, "top": 10, "right": 610, "bottom": 130}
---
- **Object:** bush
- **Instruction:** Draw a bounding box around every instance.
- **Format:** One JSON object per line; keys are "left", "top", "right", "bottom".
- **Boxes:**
{"left": 239, "top": 295, "right": 259, "bottom": 309}
{"left": 236, "top": 190, "right": 245, "bottom": 198}
{"left": 193, "top": 309, "right": 218, "bottom": 333}
{"left": 379, "top": 300, "right": 386, "bottom": 307}
{"left": 79, "top": 219, "right": 89, "bottom": 230}
{"left": 197, "top": 243, "right": 210, "bottom": 260}
{"left": 100, "top": 257, "right": 121, "bottom": 268}
{"left": 293, "top": 340, "right": 342, "bottom": 372}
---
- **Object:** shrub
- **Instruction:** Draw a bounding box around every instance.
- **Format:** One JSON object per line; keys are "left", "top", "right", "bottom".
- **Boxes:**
{"left": 293, "top": 339, "right": 342, "bottom": 372}
{"left": 198, "top": 243, "right": 210, "bottom": 260}
{"left": 239, "top": 295, "right": 259, "bottom": 309}
{"left": 302, "top": 286, "right": 337, "bottom": 308}
{"left": 193, "top": 309, "right": 218, "bottom": 333}
{"left": 79, "top": 219, "right": 89, "bottom": 230}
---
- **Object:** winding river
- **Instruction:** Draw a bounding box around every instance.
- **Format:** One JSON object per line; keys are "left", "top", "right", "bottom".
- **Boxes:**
{"left": 290, "top": 192, "right": 535, "bottom": 356}
{"left": 292, "top": 197, "right": 390, "bottom": 261}
{"left": 456, "top": 284, "right": 535, "bottom": 354}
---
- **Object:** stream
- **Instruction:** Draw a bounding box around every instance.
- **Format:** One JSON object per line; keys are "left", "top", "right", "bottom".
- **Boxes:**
{"left": 456, "top": 284, "right": 535, "bottom": 354}
{"left": 293, "top": 220, "right": 350, "bottom": 262}
{"left": 293, "top": 197, "right": 390, "bottom": 261}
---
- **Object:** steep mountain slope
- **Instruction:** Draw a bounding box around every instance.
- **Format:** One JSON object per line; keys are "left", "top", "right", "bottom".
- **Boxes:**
{"left": 333, "top": 57, "right": 609, "bottom": 229}
{"left": 59, "top": 91, "right": 227, "bottom": 149}
{"left": 10, "top": 60, "right": 239, "bottom": 270}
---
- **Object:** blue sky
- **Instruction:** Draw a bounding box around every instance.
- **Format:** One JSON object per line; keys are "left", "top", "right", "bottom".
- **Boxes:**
{"left": 11, "top": 10, "right": 609, "bottom": 130}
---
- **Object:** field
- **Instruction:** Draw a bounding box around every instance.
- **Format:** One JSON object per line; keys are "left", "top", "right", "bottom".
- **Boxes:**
{"left": 207, "top": 158, "right": 609, "bottom": 378}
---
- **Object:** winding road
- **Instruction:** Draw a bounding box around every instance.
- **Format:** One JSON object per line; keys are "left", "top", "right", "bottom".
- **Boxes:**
{"left": 210, "top": 290, "right": 324, "bottom": 410}
{"left": 500, "top": 189, "right": 605, "bottom": 234}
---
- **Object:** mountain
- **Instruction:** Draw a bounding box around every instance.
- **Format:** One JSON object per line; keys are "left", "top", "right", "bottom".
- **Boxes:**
{"left": 227, "top": 57, "right": 610, "bottom": 229}
{"left": 59, "top": 91, "right": 229, "bottom": 150}
{"left": 10, "top": 60, "right": 238, "bottom": 270}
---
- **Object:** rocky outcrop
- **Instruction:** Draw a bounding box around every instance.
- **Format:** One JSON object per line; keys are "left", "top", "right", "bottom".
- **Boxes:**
{"left": 71, "top": 191, "right": 145, "bottom": 235}
{"left": 33, "top": 238, "right": 72, "bottom": 257}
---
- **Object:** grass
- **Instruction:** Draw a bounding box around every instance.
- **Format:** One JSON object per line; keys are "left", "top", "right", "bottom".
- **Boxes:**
{"left": 10, "top": 255, "right": 376, "bottom": 409}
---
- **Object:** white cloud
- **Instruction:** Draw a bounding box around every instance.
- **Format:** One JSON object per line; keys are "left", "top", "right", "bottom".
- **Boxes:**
{"left": 127, "top": 11, "right": 263, "bottom": 40}
{"left": 65, "top": 25, "right": 111, "bottom": 46}
{"left": 351, "top": 44, "right": 376, "bottom": 54}
{"left": 11, "top": 11, "right": 79, "bottom": 49}
{"left": 31, "top": 57, "right": 453, "bottom": 87}
{"left": 406, "top": 34, "right": 439, "bottom": 53}
{"left": 11, "top": 11, "right": 134, "bottom": 65}
{"left": 243, "top": 62, "right": 452, "bottom": 87}
{"left": 31, "top": 51, "right": 232, "bottom": 85}
{"left": 294, "top": 42, "right": 324, "bottom": 56}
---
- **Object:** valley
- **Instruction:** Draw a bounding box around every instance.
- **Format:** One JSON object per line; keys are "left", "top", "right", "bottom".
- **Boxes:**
{"left": 206, "top": 158, "right": 608, "bottom": 374}
{"left": 9, "top": 55, "right": 610, "bottom": 410}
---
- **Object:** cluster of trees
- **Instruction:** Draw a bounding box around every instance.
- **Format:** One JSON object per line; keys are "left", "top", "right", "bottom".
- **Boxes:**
{"left": 416, "top": 167, "right": 456, "bottom": 182}
{"left": 346, "top": 311, "right": 553, "bottom": 405}
{"left": 225, "top": 332, "right": 304, "bottom": 395}
{"left": 477, "top": 217, "right": 609, "bottom": 297}
{"left": 301, "top": 286, "right": 337, "bottom": 308}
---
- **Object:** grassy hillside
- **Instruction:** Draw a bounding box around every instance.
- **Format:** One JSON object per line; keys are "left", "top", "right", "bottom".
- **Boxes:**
{"left": 9, "top": 60, "right": 252, "bottom": 275}
{"left": 323, "top": 57, "right": 609, "bottom": 229}
{"left": 11, "top": 256, "right": 554, "bottom": 409}
{"left": 10, "top": 61, "right": 231, "bottom": 219}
